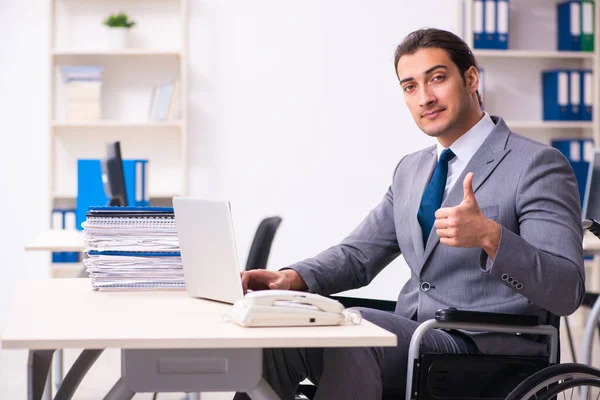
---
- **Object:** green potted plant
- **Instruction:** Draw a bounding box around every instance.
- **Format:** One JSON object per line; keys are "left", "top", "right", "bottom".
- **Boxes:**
{"left": 103, "top": 12, "right": 136, "bottom": 49}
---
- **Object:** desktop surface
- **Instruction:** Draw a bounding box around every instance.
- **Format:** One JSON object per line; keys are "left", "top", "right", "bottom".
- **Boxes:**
{"left": 24, "top": 230, "right": 85, "bottom": 252}
{"left": 1, "top": 279, "right": 396, "bottom": 350}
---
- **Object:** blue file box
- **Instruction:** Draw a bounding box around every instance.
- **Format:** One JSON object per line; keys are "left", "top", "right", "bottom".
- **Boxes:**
{"left": 76, "top": 159, "right": 149, "bottom": 231}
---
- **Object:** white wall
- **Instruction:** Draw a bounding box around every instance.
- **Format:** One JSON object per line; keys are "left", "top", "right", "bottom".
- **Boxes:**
{"left": 0, "top": 0, "right": 51, "bottom": 330}
{"left": 0, "top": 0, "right": 462, "bottom": 329}
{"left": 187, "top": 0, "right": 462, "bottom": 300}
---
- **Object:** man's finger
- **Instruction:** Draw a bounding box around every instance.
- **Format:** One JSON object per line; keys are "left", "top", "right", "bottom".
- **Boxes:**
{"left": 241, "top": 271, "right": 251, "bottom": 294}
{"left": 462, "top": 172, "right": 476, "bottom": 204}
{"left": 435, "top": 207, "right": 452, "bottom": 219}
{"left": 434, "top": 219, "right": 447, "bottom": 229}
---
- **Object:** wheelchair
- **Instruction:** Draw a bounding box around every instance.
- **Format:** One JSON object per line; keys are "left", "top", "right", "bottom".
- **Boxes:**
{"left": 297, "top": 218, "right": 600, "bottom": 400}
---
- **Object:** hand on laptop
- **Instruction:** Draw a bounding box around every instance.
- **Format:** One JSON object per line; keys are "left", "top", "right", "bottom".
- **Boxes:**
{"left": 240, "top": 269, "right": 308, "bottom": 294}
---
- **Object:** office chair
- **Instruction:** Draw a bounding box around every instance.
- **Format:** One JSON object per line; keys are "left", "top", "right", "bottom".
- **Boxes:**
{"left": 245, "top": 216, "right": 283, "bottom": 271}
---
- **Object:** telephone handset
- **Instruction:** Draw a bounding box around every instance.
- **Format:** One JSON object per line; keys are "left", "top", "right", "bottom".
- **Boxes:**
{"left": 229, "top": 290, "right": 362, "bottom": 327}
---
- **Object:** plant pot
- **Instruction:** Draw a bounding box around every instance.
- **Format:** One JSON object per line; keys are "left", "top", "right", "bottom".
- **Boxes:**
{"left": 106, "top": 27, "right": 129, "bottom": 49}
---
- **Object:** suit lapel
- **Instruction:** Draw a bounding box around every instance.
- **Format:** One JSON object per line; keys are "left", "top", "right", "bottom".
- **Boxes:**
{"left": 421, "top": 117, "right": 513, "bottom": 269}
{"left": 409, "top": 146, "right": 437, "bottom": 263}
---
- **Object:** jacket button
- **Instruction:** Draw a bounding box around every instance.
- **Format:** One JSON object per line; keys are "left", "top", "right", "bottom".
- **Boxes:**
{"left": 420, "top": 282, "right": 431, "bottom": 292}
{"left": 501, "top": 274, "right": 509, "bottom": 281}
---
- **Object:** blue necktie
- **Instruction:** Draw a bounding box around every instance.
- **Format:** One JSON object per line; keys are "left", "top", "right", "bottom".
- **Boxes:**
{"left": 417, "top": 149, "right": 456, "bottom": 246}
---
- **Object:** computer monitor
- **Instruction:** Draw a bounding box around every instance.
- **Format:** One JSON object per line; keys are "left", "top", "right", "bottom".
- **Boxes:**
{"left": 582, "top": 148, "right": 600, "bottom": 221}
{"left": 101, "top": 141, "right": 128, "bottom": 207}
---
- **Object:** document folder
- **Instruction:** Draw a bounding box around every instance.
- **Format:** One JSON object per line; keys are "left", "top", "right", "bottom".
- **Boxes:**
{"left": 557, "top": 1, "right": 582, "bottom": 51}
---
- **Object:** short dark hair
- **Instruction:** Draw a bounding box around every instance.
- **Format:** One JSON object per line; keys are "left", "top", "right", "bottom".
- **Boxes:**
{"left": 394, "top": 28, "right": 482, "bottom": 107}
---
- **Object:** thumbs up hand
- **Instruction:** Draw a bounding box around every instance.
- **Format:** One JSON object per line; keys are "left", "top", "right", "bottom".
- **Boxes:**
{"left": 434, "top": 173, "right": 501, "bottom": 259}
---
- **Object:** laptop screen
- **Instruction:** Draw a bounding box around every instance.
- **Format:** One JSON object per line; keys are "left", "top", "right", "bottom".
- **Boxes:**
{"left": 582, "top": 149, "right": 600, "bottom": 221}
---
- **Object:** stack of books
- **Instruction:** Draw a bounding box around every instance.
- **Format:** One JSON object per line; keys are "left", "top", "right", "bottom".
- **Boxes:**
{"left": 61, "top": 66, "right": 104, "bottom": 121}
{"left": 82, "top": 206, "right": 185, "bottom": 291}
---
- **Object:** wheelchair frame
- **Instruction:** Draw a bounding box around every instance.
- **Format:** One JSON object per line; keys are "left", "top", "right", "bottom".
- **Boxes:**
{"left": 405, "top": 315, "right": 559, "bottom": 400}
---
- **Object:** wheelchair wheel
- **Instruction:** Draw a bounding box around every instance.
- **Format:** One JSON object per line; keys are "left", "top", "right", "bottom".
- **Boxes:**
{"left": 505, "top": 363, "right": 600, "bottom": 400}
{"left": 528, "top": 378, "right": 600, "bottom": 400}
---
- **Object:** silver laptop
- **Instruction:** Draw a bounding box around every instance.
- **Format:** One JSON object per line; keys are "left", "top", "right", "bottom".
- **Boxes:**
{"left": 582, "top": 149, "right": 600, "bottom": 221}
{"left": 173, "top": 197, "right": 245, "bottom": 304}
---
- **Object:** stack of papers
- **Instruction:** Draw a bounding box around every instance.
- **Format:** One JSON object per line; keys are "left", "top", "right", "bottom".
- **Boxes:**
{"left": 82, "top": 206, "right": 185, "bottom": 291}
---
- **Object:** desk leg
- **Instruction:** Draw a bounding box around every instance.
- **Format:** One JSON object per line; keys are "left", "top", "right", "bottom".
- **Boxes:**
{"left": 54, "top": 349, "right": 104, "bottom": 400}
{"left": 43, "top": 366, "right": 52, "bottom": 400}
{"left": 247, "top": 378, "right": 281, "bottom": 400}
{"left": 27, "top": 350, "right": 54, "bottom": 400}
{"left": 53, "top": 349, "right": 63, "bottom": 392}
{"left": 104, "top": 378, "right": 135, "bottom": 400}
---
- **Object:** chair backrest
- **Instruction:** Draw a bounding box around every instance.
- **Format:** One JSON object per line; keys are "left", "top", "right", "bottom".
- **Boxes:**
{"left": 244, "top": 216, "right": 282, "bottom": 271}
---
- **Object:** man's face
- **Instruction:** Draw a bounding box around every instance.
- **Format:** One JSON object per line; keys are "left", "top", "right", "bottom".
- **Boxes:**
{"left": 396, "top": 47, "right": 472, "bottom": 139}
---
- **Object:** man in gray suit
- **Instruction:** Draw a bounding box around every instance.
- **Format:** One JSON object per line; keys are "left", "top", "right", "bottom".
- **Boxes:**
{"left": 235, "top": 28, "right": 585, "bottom": 400}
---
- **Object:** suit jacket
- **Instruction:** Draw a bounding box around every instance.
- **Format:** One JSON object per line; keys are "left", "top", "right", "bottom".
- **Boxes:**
{"left": 288, "top": 116, "right": 585, "bottom": 355}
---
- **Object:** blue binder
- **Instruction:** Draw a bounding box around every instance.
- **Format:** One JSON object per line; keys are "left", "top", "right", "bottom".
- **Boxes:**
{"left": 552, "top": 138, "right": 594, "bottom": 206}
{"left": 50, "top": 209, "right": 80, "bottom": 263}
{"left": 87, "top": 251, "right": 181, "bottom": 257}
{"left": 76, "top": 159, "right": 150, "bottom": 231}
{"left": 484, "top": 0, "right": 496, "bottom": 48}
{"left": 569, "top": 69, "right": 582, "bottom": 120}
{"left": 571, "top": 161, "right": 590, "bottom": 206}
{"left": 495, "top": 0, "right": 510, "bottom": 50}
{"left": 581, "top": 69, "right": 593, "bottom": 121}
{"left": 473, "top": 0, "right": 486, "bottom": 48}
{"left": 543, "top": 70, "right": 571, "bottom": 120}
{"left": 50, "top": 209, "right": 64, "bottom": 263}
{"left": 557, "top": 1, "right": 582, "bottom": 51}
{"left": 552, "top": 138, "right": 593, "bottom": 162}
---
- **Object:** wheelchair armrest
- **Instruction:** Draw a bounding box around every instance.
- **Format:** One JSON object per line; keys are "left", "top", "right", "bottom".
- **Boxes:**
{"left": 435, "top": 308, "right": 540, "bottom": 327}
{"left": 582, "top": 292, "right": 599, "bottom": 308}
{"left": 328, "top": 296, "right": 396, "bottom": 312}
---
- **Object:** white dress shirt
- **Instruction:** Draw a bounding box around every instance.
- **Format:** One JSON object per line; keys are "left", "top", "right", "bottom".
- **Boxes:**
{"left": 436, "top": 112, "right": 496, "bottom": 201}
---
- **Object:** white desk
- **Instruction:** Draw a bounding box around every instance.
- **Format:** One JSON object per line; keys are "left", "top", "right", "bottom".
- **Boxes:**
{"left": 2, "top": 279, "right": 396, "bottom": 400}
{"left": 24, "top": 230, "right": 85, "bottom": 252}
{"left": 24, "top": 230, "right": 86, "bottom": 394}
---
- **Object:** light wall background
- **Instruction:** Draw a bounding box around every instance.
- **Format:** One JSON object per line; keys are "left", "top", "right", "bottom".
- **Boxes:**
{"left": 0, "top": 0, "right": 463, "bottom": 330}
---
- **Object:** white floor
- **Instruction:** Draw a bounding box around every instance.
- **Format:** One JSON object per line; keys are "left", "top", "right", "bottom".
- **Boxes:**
{"left": 1, "top": 307, "right": 597, "bottom": 399}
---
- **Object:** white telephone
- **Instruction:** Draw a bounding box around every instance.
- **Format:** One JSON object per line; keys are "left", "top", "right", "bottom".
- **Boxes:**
{"left": 229, "top": 290, "right": 362, "bottom": 327}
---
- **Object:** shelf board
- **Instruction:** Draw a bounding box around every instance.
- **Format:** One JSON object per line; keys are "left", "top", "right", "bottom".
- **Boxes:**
{"left": 474, "top": 49, "right": 596, "bottom": 59}
{"left": 52, "top": 49, "right": 181, "bottom": 57}
{"left": 505, "top": 121, "right": 595, "bottom": 129}
{"left": 52, "top": 121, "right": 182, "bottom": 129}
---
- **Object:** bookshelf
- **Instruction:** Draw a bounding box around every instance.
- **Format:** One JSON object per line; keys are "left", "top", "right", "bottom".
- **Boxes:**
{"left": 48, "top": 0, "right": 188, "bottom": 208}
{"left": 462, "top": 0, "right": 599, "bottom": 146}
